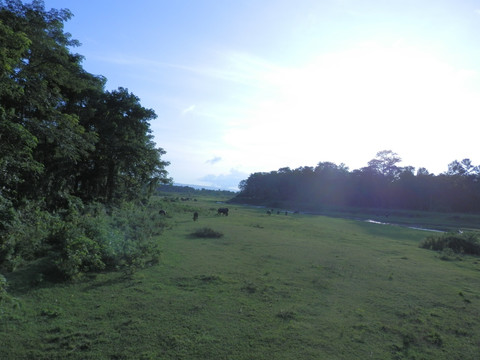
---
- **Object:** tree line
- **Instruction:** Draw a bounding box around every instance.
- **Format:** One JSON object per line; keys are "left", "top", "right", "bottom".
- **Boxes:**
{"left": 0, "top": 1, "right": 170, "bottom": 279}
{"left": 233, "top": 150, "right": 480, "bottom": 213}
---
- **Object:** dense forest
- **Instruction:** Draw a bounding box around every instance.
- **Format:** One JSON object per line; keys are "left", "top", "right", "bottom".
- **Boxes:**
{"left": 0, "top": 1, "right": 170, "bottom": 280}
{"left": 233, "top": 150, "right": 480, "bottom": 213}
{"left": 157, "top": 184, "right": 235, "bottom": 198}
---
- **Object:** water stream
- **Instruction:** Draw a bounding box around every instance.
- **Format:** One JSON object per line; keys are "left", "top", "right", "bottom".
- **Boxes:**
{"left": 364, "top": 219, "right": 445, "bottom": 232}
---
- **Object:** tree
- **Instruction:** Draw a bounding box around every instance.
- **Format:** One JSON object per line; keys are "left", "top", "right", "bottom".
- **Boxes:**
{"left": 447, "top": 159, "right": 479, "bottom": 177}
{"left": 78, "top": 88, "right": 170, "bottom": 203}
{"left": 367, "top": 150, "right": 402, "bottom": 179}
{"left": 0, "top": 0, "right": 101, "bottom": 208}
{"left": 0, "top": 14, "right": 43, "bottom": 206}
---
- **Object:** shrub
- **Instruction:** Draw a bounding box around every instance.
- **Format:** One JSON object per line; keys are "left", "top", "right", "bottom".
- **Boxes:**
{"left": 105, "top": 203, "right": 163, "bottom": 269}
{"left": 0, "top": 274, "right": 9, "bottom": 302}
{"left": 0, "top": 200, "right": 53, "bottom": 271}
{"left": 276, "top": 309, "right": 296, "bottom": 320}
{"left": 191, "top": 227, "right": 224, "bottom": 238}
{"left": 59, "top": 235, "right": 105, "bottom": 279}
{"left": 420, "top": 232, "right": 480, "bottom": 256}
{"left": 0, "top": 199, "right": 165, "bottom": 280}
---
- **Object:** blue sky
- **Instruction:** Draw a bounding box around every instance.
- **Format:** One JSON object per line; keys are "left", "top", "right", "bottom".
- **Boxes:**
{"left": 44, "top": 0, "right": 480, "bottom": 190}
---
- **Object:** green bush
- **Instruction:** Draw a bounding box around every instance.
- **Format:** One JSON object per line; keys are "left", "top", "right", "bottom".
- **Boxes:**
{"left": 104, "top": 203, "right": 162, "bottom": 269}
{"left": 0, "top": 274, "right": 9, "bottom": 302}
{"left": 0, "top": 200, "right": 53, "bottom": 271}
{"left": 49, "top": 220, "right": 105, "bottom": 280}
{"left": 191, "top": 227, "right": 224, "bottom": 238}
{"left": 420, "top": 232, "right": 480, "bottom": 255}
{"left": 0, "top": 199, "right": 165, "bottom": 280}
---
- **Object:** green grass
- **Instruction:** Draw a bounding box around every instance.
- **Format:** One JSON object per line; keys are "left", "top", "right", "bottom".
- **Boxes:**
{"left": 2, "top": 196, "right": 480, "bottom": 359}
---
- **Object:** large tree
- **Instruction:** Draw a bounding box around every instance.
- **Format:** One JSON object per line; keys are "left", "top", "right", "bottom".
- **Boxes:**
{"left": 77, "top": 88, "right": 170, "bottom": 203}
{"left": 0, "top": 1, "right": 170, "bottom": 208}
{"left": 367, "top": 150, "right": 402, "bottom": 179}
{"left": 0, "top": 14, "right": 43, "bottom": 206}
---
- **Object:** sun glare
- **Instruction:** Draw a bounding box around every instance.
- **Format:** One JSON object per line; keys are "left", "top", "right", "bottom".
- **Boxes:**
{"left": 223, "top": 42, "right": 480, "bottom": 172}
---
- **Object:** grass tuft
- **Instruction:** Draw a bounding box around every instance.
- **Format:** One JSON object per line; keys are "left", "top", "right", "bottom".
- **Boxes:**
{"left": 276, "top": 309, "right": 296, "bottom": 320}
{"left": 191, "top": 227, "right": 224, "bottom": 238}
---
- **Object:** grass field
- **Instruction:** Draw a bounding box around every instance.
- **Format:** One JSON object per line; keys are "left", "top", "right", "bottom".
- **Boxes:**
{"left": 1, "top": 195, "right": 480, "bottom": 359}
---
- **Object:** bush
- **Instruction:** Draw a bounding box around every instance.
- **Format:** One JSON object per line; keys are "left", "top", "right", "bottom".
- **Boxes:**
{"left": 420, "top": 232, "right": 480, "bottom": 256}
{"left": 0, "top": 274, "right": 9, "bottom": 302}
{"left": 191, "top": 227, "right": 224, "bottom": 238}
{"left": 105, "top": 202, "right": 163, "bottom": 269}
{"left": 0, "top": 200, "right": 53, "bottom": 271}
{"left": 52, "top": 202, "right": 164, "bottom": 278}
{"left": 0, "top": 199, "right": 165, "bottom": 280}
{"left": 53, "top": 235, "right": 105, "bottom": 280}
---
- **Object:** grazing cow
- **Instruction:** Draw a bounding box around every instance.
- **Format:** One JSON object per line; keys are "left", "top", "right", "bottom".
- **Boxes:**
{"left": 285, "top": 211, "right": 288, "bottom": 215}
{"left": 217, "top": 207, "right": 229, "bottom": 216}
{"left": 266, "top": 210, "right": 272, "bottom": 215}
{"left": 277, "top": 211, "right": 281, "bottom": 215}
{"left": 159, "top": 209, "right": 167, "bottom": 216}
{"left": 193, "top": 212, "right": 199, "bottom": 221}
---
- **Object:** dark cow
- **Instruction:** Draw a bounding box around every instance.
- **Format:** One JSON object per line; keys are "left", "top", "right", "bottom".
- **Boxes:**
{"left": 193, "top": 212, "right": 199, "bottom": 221}
{"left": 266, "top": 210, "right": 272, "bottom": 215}
{"left": 217, "top": 207, "right": 229, "bottom": 216}
{"left": 159, "top": 209, "right": 167, "bottom": 216}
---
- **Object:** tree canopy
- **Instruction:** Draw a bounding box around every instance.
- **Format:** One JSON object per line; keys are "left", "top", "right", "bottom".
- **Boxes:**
{"left": 233, "top": 151, "right": 480, "bottom": 213}
{"left": 0, "top": 0, "right": 170, "bottom": 210}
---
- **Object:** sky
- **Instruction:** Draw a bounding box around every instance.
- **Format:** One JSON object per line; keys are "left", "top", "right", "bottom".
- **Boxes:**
{"left": 43, "top": 0, "right": 480, "bottom": 190}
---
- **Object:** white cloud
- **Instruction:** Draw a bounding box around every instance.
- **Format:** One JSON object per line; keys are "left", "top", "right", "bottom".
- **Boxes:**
{"left": 198, "top": 169, "right": 249, "bottom": 190}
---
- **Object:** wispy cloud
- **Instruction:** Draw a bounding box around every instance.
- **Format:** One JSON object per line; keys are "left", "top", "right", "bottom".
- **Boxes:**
{"left": 206, "top": 156, "right": 222, "bottom": 165}
{"left": 181, "top": 105, "right": 196, "bottom": 115}
{"left": 92, "top": 51, "right": 278, "bottom": 89}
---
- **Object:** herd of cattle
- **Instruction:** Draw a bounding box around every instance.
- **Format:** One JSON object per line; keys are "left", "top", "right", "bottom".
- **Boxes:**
{"left": 158, "top": 207, "right": 229, "bottom": 221}
{"left": 158, "top": 206, "right": 299, "bottom": 221}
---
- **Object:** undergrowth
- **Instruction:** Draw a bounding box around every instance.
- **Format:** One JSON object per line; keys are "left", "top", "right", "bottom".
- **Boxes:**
{"left": 419, "top": 232, "right": 480, "bottom": 256}
{"left": 0, "top": 199, "right": 167, "bottom": 282}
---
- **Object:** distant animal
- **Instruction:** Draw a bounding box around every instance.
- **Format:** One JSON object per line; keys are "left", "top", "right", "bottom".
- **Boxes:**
{"left": 266, "top": 210, "right": 272, "bottom": 215}
{"left": 217, "top": 207, "right": 229, "bottom": 216}
{"left": 285, "top": 211, "right": 288, "bottom": 215}
{"left": 159, "top": 209, "right": 167, "bottom": 216}
{"left": 277, "top": 211, "right": 281, "bottom": 215}
{"left": 193, "top": 212, "right": 199, "bottom": 221}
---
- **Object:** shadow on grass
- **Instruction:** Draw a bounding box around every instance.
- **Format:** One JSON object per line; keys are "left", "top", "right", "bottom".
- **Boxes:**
{"left": 4, "top": 257, "right": 64, "bottom": 295}
{"left": 5, "top": 257, "right": 124, "bottom": 295}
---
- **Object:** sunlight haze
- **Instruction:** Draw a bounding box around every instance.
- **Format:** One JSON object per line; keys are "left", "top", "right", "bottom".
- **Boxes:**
{"left": 44, "top": 0, "right": 480, "bottom": 190}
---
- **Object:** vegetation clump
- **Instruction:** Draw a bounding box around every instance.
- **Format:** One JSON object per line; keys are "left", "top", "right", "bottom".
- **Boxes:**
{"left": 191, "top": 227, "right": 224, "bottom": 238}
{"left": 420, "top": 232, "right": 480, "bottom": 256}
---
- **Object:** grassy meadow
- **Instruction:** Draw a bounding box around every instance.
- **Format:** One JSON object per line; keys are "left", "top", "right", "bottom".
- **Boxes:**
{"left": 1, "top": 194, "right": 480, "bottom": 359}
